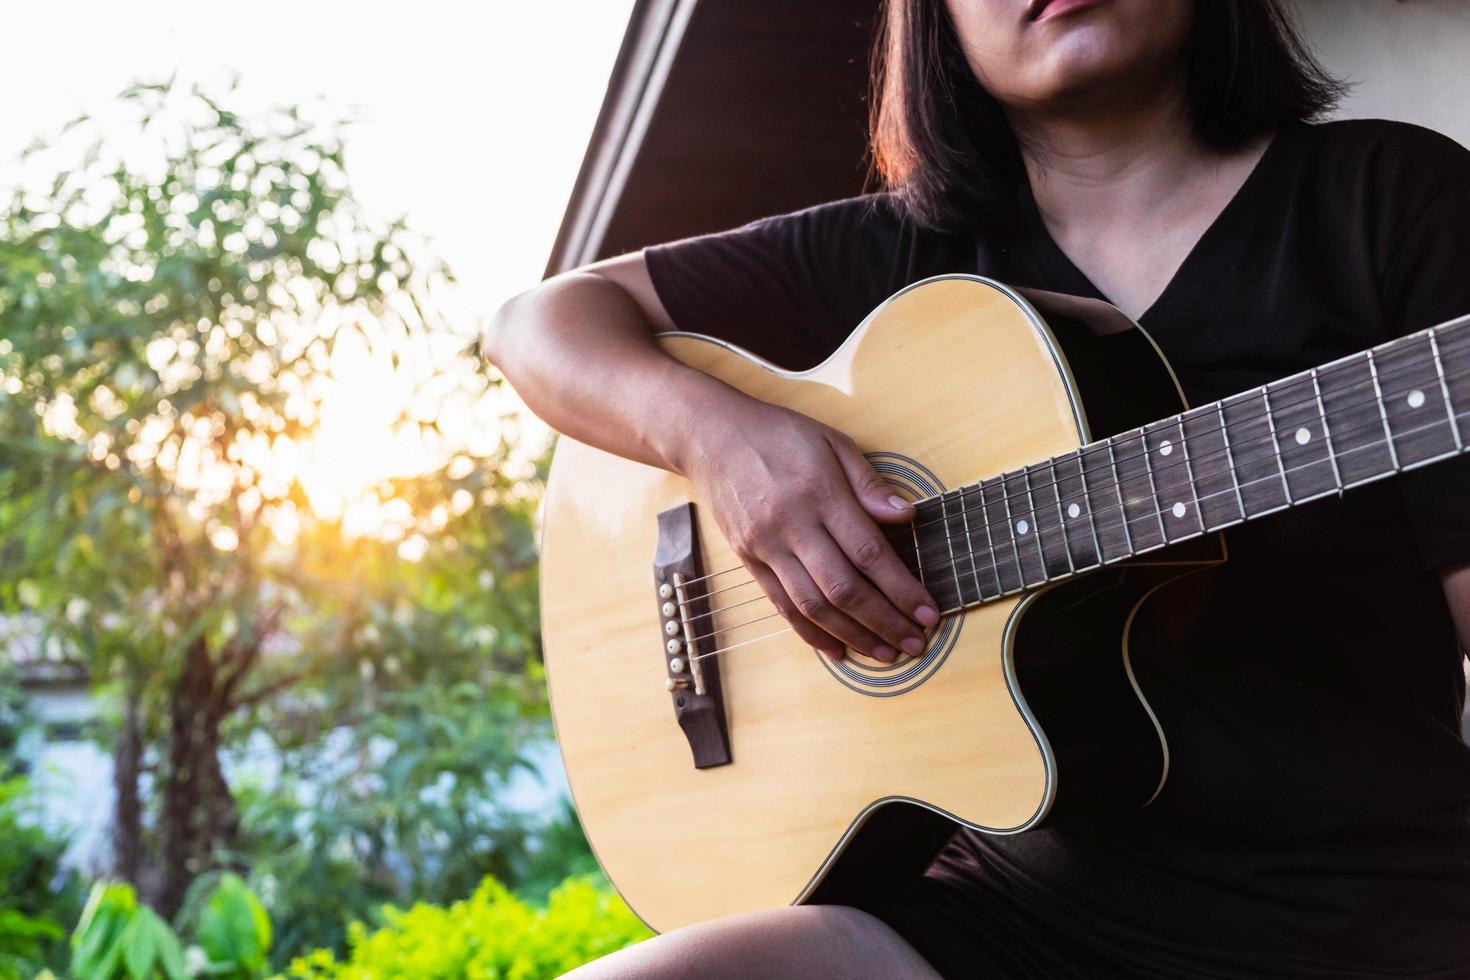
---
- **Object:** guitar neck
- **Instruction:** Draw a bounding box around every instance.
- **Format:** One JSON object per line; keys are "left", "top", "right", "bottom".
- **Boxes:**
{"left": 910, "top": 313, "right": 1470, "bottom": 613}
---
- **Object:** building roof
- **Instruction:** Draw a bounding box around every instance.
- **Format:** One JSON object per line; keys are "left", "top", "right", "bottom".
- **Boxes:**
{"left": 2, "top": 614, "right": 88, "bottom": 686}
{"left": 547, "top": 0, "right": 879, "bottom": 276}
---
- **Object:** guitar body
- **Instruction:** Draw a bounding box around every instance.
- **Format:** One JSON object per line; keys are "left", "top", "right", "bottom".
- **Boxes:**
{"left": 540, "top": 276, "right": 1224, "bottom": 932}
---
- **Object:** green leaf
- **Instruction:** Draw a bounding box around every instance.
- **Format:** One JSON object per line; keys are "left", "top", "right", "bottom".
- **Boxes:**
{"left": 71, "top": 882, "right": 136, "bottom": 979}
{"left": 198, "top": 874, "right": 271, "bottom": 975}
{"left": 120, "top": 911, "right": 155, "bottom": 979}
{"left": 119, "top": 907, "right": 186, "bottom": 980}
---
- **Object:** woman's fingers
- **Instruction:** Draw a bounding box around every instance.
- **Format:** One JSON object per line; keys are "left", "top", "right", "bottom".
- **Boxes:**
{"left": 825, "top": 503, "right": 939, "bottom": 636}
{"left": 747, "top": 561, "right": 845, "bottom": 660}
{"left": 825, "top": 431, "right": 940, "bottom": 634}
{"left": 796, "top": 530, "right": 929, "bottom": 657}
{"left": 828, "top": 431, "right": 917, "bottom": 526}
{"left": 767, "top": 553, "right": 898, "bottom": 662}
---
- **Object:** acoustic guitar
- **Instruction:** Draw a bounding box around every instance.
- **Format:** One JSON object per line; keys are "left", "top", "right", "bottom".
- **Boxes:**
{"left": 539, "top": 275, "right": 1470, "bottom": 932}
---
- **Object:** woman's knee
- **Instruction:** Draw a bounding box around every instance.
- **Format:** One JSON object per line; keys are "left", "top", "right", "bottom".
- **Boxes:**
{"left": 563, "top": 904, "right": 938, "bottom": 979}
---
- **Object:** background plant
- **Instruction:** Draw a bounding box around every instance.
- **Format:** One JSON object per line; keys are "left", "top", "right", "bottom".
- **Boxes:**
{"left": 0, "top": 670, "right": 79, "bottom": 978}
{"left": 69, "top": 874, "right": 270, "bottom": 980}
{"left": 0, "top": 76, "right": 577, "bottom": 969}
{"left": 283, "top": 876, "right": 650, "bottom": 980}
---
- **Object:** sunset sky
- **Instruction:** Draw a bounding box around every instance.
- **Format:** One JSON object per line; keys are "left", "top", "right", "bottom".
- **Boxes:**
{"left": 2, "top": 0, "right": 635, "bottom": 533}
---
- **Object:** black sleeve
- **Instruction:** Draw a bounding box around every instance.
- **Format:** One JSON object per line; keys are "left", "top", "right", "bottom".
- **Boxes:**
{"left": 643, "top": 195, "right": 910, "bottom": 370}
{"left": 1377, "top": 126, "right": 1470, "bottom": 571}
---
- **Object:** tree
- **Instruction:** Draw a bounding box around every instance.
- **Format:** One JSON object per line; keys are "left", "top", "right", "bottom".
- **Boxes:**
{"left": 0, "top": 78, "right": 543, "bottom": 920}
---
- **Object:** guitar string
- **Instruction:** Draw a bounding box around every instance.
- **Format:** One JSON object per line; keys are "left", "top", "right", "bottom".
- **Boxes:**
{"left": 676, "top": 363, "right": 1470, "bottom": 638}
{"left": 902, "top": 344, "right": 1463, "bottom": 538}
{"left": 677, "top": 407, "right": 1469, "bottom": 655}
{"left": 681, "top": 404, "right": 1440, "bottom": 663}
{"left": 671, "top": 356, "right": 1470, "bottom": 629}
{"left": 671, "top": 341, "right": 1468, "bottom": 592}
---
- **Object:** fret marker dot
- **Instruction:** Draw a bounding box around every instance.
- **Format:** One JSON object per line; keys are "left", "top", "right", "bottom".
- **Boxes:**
{"left": 1159, "top": 440, "right": 1173, "bottom": 457}
{"left": 1295, "top": 427, "right": 1311, "bottom": 446}
{"left": 1067, "top": 503, "right": 1081, "bottom": 519}
{"left": 1171, "top": 502, "right": 1187, "bottom": 519}
{"left": 1016, "top": 519, "right": 1029, "bottom": 535}
{"left": 1407, "top": 389, "right": 1426, "bottom": 409}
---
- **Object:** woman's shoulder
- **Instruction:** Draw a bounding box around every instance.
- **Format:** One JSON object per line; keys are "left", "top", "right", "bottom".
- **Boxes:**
{"left": 1295, "top": 118, "right": 1470, "bottom": 190}
{"left": 738, "top": 191, "right": 912, "bottom": 238}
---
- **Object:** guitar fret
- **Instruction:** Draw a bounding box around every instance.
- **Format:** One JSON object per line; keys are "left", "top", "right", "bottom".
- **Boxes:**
{"left": 1045, "top": 460, "right": 1078, "bottom": 574}
{"left": 981, "top": 478, "right": 1025, "bottom": 594}
{"left": 1308, "top": 367, "right": 1345, "bottom": 491}
{"left": 1058, "top": 455, "right": 1105, "bottom": 570}
{"left": 1181, "top": 405, "right": 1242, "bottom": 530}
{"left": 1136, "top": 427, "right": 1170, "bottom": 542}
{"left": 1318, "top": 353, "right": 1395, "bottom": 486}
{"left": 998, "top": 478, "right": 1027, "bottom": 584}
{"left": 964, "top": 485, "right": 1003, "bottom": 598}
{"left": 1429, "top": 331, "right": 1465, "bottom": 451}
{"left": 911, "top": 498, "right": 961, "bottom": 612}
{"left": 936, "top": 492, "right": 969, "bottom": 609}
{"left": 953, "top": 491, "right": 984, "bottom": 603}
{"left": 1143, "top": 418, "right": 1203, "bottom": 541}
{"left": 1021, "top": 465, "right": 1046, "bottom": 575}
{"left": 1003, "top": 471, "right": 1047, "bottom": 585}
{"left": 1080, "top": 445, "right": 1129, "bottom": 562}
{"left": 1258, "top": 387, "right": 1294, "bottom": 503}
{"left": 1365, "top": 349, "right": 1401, "bottom": 472}
{"left": 1375, "top": 333, "right": 1460, "bottom": 467}
{"left": 1436, "top": 320, "right": 1470, "bottom": 437}
{"left": 909, "top": 519, "right": 926, "bottom": 591}
{"left": 1177, "top": 422, "right": 1204, "bottom": 521}
{"left": 1104, "top": 441, "right": 1136, "bottom": 555}
{"left": 1266, "top": 375, "right": 1337, "bottom": 502}
{"left": 1215, "top": 403, "right": 1248, "bottom": 521}
{"left": 1025, "top": 462, "right": 1072, "bottom": 578}
{"left": 1221, "top": 391, "right": 1289, "bottom": 516}
{"left": 1072, "top": 451, "right": 1105, "bottom": 568}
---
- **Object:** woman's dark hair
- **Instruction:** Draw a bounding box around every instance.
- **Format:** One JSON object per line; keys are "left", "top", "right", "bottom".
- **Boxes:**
{"left": 869, "top": 0, "right": 1346, "bottom": 232}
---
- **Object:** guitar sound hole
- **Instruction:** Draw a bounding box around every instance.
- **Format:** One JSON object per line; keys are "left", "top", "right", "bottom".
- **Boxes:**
{"left": 815, "top": 451, "right": 960, "bottom": 697}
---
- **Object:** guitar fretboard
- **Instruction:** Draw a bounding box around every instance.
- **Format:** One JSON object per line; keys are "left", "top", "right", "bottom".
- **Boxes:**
{"left": 907, "top": 314, "right": 1470, "bottom": 613}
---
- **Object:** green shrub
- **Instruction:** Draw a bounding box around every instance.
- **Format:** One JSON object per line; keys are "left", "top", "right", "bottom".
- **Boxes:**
{"left": 68, "top": 875, "right": 271, "bottom": 979}
{"left": 282, "top": 876, "right": 651, "bottom": 979}
{"left": 0, "top": 908, "right": 62, "bottom": 980}
{"left": 0, "top": 777, "right": 76, "bottom": 977}
{"left": 70, "top": 883, "right": 185, "bottom": 980}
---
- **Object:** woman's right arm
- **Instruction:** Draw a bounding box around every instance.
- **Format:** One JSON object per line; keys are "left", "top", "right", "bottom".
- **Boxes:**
{"left": 482, "top": 253, "right": 937, "bottom": 662}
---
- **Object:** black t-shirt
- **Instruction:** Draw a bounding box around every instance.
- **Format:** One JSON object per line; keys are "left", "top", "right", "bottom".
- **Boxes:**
{"left": 645, "top": 120, "right": 1470, "bottom": 976}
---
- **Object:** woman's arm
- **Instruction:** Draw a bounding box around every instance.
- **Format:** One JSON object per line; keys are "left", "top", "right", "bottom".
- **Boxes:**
{"left": 1443, "top": 564, "right": 1470, "bottom": 653}
{"left": 482, "top": 254, "right": 938, "bottom": 662}
{"left": 483, "top": 255, "right": 702, "bottom": 474}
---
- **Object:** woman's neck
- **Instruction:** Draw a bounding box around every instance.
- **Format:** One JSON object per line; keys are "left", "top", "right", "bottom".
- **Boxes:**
{"left": 1011, "top": 86, "right": 1208, "bottom": 233}
{"left": 1001, "top": 81, "right": 1273, "bottom": 320}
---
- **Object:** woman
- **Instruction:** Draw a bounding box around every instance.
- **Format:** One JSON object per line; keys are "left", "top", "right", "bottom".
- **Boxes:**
{"left": 486, "top": 0, "right": 1470, "bottom": 975}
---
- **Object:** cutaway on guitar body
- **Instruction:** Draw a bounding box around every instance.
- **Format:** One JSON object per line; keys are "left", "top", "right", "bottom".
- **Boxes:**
{"left": 539, "top": 276, "right": 1224, "bottom": 933}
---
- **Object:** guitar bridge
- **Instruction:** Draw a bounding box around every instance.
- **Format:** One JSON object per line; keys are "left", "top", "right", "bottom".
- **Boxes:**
{"left": 653, "top": 503, "right": 731, "bottom": 769}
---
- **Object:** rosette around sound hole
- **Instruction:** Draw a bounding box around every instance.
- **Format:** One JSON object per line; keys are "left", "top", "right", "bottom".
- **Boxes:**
{"left": 816, "top": 452, "right": 961, "bottom": 697}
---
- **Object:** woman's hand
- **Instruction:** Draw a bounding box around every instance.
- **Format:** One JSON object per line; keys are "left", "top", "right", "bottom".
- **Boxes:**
{"left": 679, "top": 395, "right": 940, "bottom": 663}
{"left": 484, "top": 262, "right": 937, "bottom": 662}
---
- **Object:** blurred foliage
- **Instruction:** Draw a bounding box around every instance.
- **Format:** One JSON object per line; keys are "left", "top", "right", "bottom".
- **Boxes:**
{"left": 69, "top": 874, "right": 270, "bottom": 979}
{"left": 71, "top": 882, "right": 185, "bottom": 980}
{"left": 0, "top": 661, "right": 26, "bottom": 775}
{"left": 230, "top": 441, "right": 557, "bottom": 966}
{"left": 0, "top": 778, "right": 79, "bottom": 979}
{"left": 511, "top": 799, "right": 602, "bottom": 906}
{"left": 0, "top": 71, "right": 599, "bottom": 973}
{"left": 0, "top": 71, "right": 554, "bottom": 942}
{"left": 282, "top": 876, "right": 649, "bottom": 980}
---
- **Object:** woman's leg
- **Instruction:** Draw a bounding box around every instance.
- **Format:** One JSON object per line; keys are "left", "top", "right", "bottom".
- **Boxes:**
{"left": 564, "top": 904, "right": 943, "bottom": 979}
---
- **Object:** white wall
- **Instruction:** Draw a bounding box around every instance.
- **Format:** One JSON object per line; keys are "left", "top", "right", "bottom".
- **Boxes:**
{"left": 1294, "top": 0, "right": 1470, "bottom": 148}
